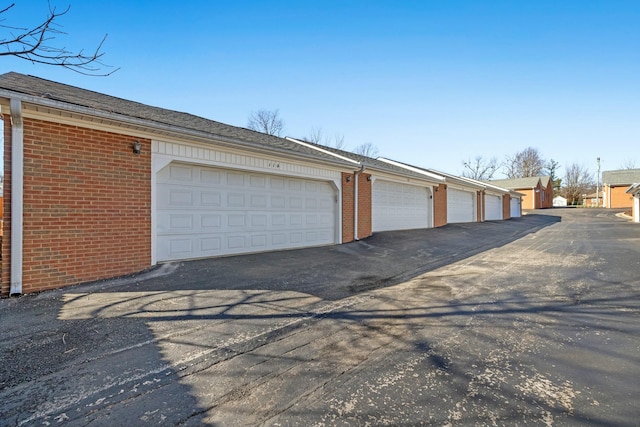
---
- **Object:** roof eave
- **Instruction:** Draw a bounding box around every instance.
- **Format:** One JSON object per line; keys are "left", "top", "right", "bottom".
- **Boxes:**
{"left": 0, "top": 89, "right": 356, "bottom": 169}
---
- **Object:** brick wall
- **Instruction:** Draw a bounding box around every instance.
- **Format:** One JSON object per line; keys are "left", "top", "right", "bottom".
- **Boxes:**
{"left": 2, "top": 116, "right": 151, "bottom": 295}
{"left": 541, "top": 185, "right": 553, "bottom": 208}
{"left": 502, "top": 194, "right": 511, "bottom": 220}
{"left": 341, "top": 172, "right": 355, "bottom": 242}
{"left": 357, "top": 173, "right": 372, "bottom": 239}
{"left": 608, "top": 186, "right": 634, "bottom": 209}
{"left": 433, "top": 184, "right": 447, "bottom": 227}
{"left": 341, "top": 172, "right": 372, "bottom": 242}
{"left": 477, "top": 191, "right": 484, "bottom": 222}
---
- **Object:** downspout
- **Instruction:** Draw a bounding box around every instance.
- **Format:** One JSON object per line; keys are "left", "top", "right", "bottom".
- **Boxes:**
{"left": 10, "top": 99, "right": 23, "bottom": 295}
{"left": 354, "top": 165, "right": 365, "bottom": 240}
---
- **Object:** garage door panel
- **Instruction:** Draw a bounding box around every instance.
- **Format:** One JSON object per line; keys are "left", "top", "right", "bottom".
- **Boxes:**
{"left": 485, "top": 194, "right": 502, "bottom": 221}
{"left": 157, "top": 164, "right": 336, "bottom": 261}
{"left": 448, "top": 188, "right": 476, "bottom": 223}
{"left": 373, "top": 180, "right": 430, "bottom": 232}
{"left": 510, "top": 198, "right": 521, "bottom": 218}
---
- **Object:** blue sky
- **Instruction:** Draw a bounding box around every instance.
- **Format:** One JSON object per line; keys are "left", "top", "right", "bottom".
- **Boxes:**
{"left": 2, "top": 0, "right": 639, "bottom": 179}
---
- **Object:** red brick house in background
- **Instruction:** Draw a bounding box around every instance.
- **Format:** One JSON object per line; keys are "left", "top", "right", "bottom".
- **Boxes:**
{"left": 602, "top": 169, "right": 640, "bottom": 209}
{"left": 1, "top": 72, "right": 519, "bottom": 296}
{"left": 487, "top": 176, "right": 553, "bottom": 210}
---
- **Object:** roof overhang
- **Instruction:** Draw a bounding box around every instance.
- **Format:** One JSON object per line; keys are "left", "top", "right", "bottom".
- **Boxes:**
{"left": 626, "top": 183, "right": 640, "bottom": 196}
{"left": 375, "top": 157, "right": 445, "bottom": 183}
{"left": 0, "top": 90, "right": 357, "bottom": 170}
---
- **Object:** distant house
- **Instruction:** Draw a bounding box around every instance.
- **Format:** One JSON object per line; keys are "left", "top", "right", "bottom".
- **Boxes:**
{"left": 487, "top": 176, "right": 553, "bottom": 210}
{"left": 582, "top": 191, "right": 604, "bottom": 207}
{"left": 602, "top": 169, "right": 640, "bottom": 209}
{"left": 626, "top": 183, "right": 640, "bottom": 223}
{"left": 553, "top": 196, "right": 567, "bottom": 207}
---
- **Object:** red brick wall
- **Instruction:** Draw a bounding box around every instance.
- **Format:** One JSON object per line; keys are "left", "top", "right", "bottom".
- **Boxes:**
{"left": 502, "top": 194, "right": 511, "bottom": 220}
{"left": 608, "top": 186, "right": 634, "bottom": 209}
{"left": 341, "top": 172, "right": 355, "bottom": 242}
{"left": 357, "top": 173, "right": 372, "bottom": 239}
{"left": 477, "top": 191, "right": 484, "bottom": 222}
{"left": 433, "top": 184, "right": 447, "bottom": 227}
{"left": 341, "top": 172, "right": 372, "bottom": 242}
{"left": 2, "top": 117, "right": 151, "bottom": 295}
{"left": 541, "top": 185, "right": 553, "bottom": 208}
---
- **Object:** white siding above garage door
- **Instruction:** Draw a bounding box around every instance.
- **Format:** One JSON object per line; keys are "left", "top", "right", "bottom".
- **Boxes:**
{"left": 156, "top": 163, "right": 337, "bottom": 261}
{"left": 372, "top": 180, "right": 431, "bottom": 232}
{"left": 447, "top": 188, "right": 476, "bottom": 223}
{"left": 485, "top": 194, "right": 503, "bottom": 221}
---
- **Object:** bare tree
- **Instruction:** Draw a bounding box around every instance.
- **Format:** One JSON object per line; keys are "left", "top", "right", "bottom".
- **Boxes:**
{"left": 0, "top": 3, "right": 116, "bottom": 75}
{"left": 562, "top": 163, "right": 594, "bottom": 205}
{"left": 330, "top": 133, "right": 345, "bottom": 150}
{"left": 461, "top": 156, "right": 499, "bottom": 180}
{"left": 504, "top": 147, "right": 546, "bottom": 178}
{"left": 306, "top": 127, "right": 346, "bottom": 149}
{"left": 247, "top": 109, "right": 285, "bottom": 136}
{"left": 620, "top": 159, "right": 637, "bottom": 169}
{"left": 306, "top": 126, "right": 324, "bottom": 144}
{"left": 353, "top": 142, "right": 379, "bottom": 158}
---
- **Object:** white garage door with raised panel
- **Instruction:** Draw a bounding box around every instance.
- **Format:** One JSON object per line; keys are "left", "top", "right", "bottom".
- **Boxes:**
{"left": 485, "top": 194, "right": 502, "bottom": 221}
{"left": 372, "top": 180, "right": 430, "bottom": 232}
{"left": 510, "top": 198, "right": 521, "bottom": 218}
{"left": 447, "top": 188, "right": 476, "bottom": 223}
{"left": 156, "top": 163, "right": 336, "bottom": 261}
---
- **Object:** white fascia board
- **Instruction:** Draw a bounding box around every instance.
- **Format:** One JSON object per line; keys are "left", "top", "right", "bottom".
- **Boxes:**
{"left": 376, "top": 157, "right": 445, "bottom": 182}
{"left": 626, "top": 183, "right": 640, "bottom": 195}
{"left": 285, "top": 137, "right": 361, "bottom": 166}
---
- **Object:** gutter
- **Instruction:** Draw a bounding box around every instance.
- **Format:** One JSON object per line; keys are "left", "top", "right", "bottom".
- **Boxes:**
{"left": 9, "top": 99, "right": 23, "bottom": 295}
{"left": 376, "top": 157, "right": 444, "bottom": 183}
{"left": 285, "top": 137, "right": 360, "bottom": 165}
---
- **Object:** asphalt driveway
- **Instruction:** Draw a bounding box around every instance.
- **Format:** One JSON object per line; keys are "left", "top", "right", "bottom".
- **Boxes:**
{"left": 1, "top": 208, "right": 638, "bottom": 426}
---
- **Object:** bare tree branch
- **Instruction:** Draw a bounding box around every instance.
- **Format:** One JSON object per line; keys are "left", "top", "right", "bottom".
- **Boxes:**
{"left": 504, "top": 147, "right": 546, "bottom": 178}
{"left": 306, "top": 126, "right": 346, "bottom": 149}
{"left": 0, "top": 2, "right": 118, "bottom": 76}
{"left": 307, "top": 126, "right": 323, "bottom": 144}
{"left": 247, "top": 109, "right": 285, "bottom": 136}
{"left": 461, "top": 156, "right": 499, "bottom": 180}
{"left": 562, "top": 163, "right": 594, "bottom": 205}
{"left": 353, "top": 142, "right": 379, "bottom": 158}
{"left": 620, "top": 159, "right": 637, "bottom": 170}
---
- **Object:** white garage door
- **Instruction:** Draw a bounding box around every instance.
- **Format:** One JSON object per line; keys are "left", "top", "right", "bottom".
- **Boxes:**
{"left": 373, "top": 180, "right": 430, "bottom": 232}
{"left": 510, "top": 198, "right": 521, "bottom": 218}
{"left": 156, "top": 163, "right": 336, "bottom": 261}
{"left": 485, "top": 194, "right": 502, "bottom": 221}
{"left": 448, "top": 188, "right": 476, "bottom": 223}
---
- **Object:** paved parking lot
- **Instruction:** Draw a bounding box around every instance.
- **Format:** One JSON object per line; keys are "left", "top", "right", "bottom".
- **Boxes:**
{"left": 1, "top": 208, "right": 639, "bottom": 426}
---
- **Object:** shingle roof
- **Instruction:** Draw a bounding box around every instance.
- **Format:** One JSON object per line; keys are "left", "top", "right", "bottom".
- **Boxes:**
{"left": 602, "top": 169, "right": 640, "bottom": 186}
{"left": 289, "top": 139, "right": 443, "bottom": 182}
{"left": 487, "top": 177, "right": 543, "bottom": 189}
{"left": 0, "top": 72, "right": 354, "bottom": 166}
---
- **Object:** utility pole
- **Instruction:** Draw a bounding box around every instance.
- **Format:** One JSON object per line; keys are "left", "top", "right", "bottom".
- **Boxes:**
{"left": 596, "top": 157, "right": 601, "bottom": 207}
